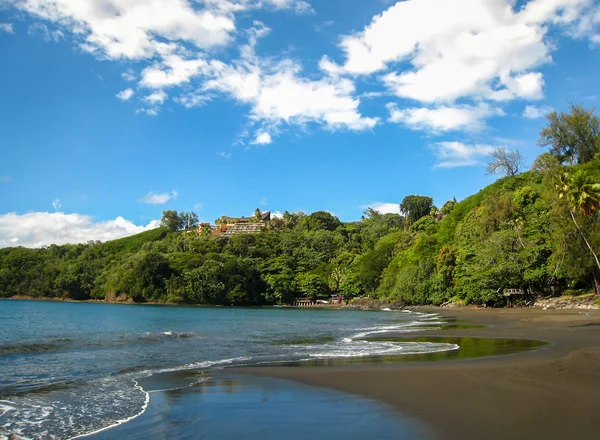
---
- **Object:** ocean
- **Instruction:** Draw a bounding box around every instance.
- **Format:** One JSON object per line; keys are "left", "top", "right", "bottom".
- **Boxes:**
{"left": 0, "top": 300, "right": 455, "bottom": 439}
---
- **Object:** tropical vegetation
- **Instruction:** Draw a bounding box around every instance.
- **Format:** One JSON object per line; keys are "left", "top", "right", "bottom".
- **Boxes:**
{"left": 1, "top": 105, "right": 599, "bottom": 306}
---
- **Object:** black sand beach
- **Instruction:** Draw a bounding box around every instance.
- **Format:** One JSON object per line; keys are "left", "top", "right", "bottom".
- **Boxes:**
{"left": 235, "top": 308, "right": 600, "bottom": 440}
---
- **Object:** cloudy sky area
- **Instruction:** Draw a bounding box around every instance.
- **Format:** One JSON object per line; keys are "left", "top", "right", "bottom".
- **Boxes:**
{"left": 1, "top": 0, "right": 599, "bottom": 247}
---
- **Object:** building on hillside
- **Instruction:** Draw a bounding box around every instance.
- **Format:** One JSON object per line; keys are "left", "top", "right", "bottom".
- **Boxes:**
{"left": 198, "top": 212, "right": 271, "bottom": 236}
{"left": 221, "top": 211, "right": 271, "bottom": 224}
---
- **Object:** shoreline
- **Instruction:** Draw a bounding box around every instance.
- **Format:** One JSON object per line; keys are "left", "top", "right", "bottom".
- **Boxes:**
{"left": 231, "top": 307, "right": 600, "bottom": 440}
{"left": 2, "top": 294, "right": 597, "bottom": 312}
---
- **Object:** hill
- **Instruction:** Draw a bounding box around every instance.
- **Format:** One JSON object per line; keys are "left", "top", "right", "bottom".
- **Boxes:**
{"left": 1, "top": 159, "right": 598, "bottom": 306}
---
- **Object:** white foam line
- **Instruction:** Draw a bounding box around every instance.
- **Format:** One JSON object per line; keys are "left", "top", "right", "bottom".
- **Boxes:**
{"left": 0, "top": 400, "right": 16, "bottom": 416}
{"left": 147, "top": 377, "right": 208, "bottom": 394}
{"left": 128, "top": 356, "right": 252, "bottom": 381}
{"left": 68, "top": 379, "right": 150, "bottom": 440}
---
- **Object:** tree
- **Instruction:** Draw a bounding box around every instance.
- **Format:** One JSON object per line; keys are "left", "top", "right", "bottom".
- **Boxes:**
{"left": 486, "top": 147, "right": 525, "bottom": 177}
{"left": 299, "top": 211, "right": 342, "bottom": 231}
{"left": 296, "top": 273, "right": 329, "bottom": 299}
{"left": 362, "top": 207, "right": 383, "bottom": 220}
{"left": 160, "top": 210, "right": 184, "bottom": 232}
{"left": 253, "top": 208, "right": 262, "bottom": 223}
{"left": 539, "top": 104, "right": 600, "bottom": 165}
{"left": 440, "top": 199, "right": 456, "bottom": 216}
{"left": 531, "top": 152, "right": 560, "bottom": 173}
{"left": 555, "top": 170, "right": 600, "bottom": 278}
{"left": 181, "top": 211, "right": 199, "bottom": 231}
{"left": 400, "top": 195, "right": 434, "bottom": 225}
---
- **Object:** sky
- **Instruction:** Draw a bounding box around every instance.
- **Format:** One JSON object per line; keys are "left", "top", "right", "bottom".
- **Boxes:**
{"left": 1, "top": 0, "right": 599, "bottom": 248}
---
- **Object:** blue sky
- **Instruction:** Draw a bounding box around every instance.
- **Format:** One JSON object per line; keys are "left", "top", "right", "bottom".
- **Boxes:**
{"left": 1, "top": 0, "right": 599, "bottom": 247}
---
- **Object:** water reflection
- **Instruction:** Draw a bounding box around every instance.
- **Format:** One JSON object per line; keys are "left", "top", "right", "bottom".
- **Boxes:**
{"left": 267, "top": 336, "right": 547, "bottom": 367}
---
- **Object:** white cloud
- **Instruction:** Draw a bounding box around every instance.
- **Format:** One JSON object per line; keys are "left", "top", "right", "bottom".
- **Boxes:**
{"left": 12, "top": 2, "right": 374, "bottom": 142}
{"left": 14, "top": 0, "right": 314, "bottom": 61}
{"left": 122, "top": 69, "right": 137, "bottom": 82}
{"left": 196, "top": 26, "right": 378, "bottom": 137}
{"left": 144, "top": 90, "right": 168, "bottom": 105}
{"left": 430, "top": 141, "right": 496, "bottom": 168}
{"left": 0, "top": 23, "right": 14, "bottom": 34}
{"left": 258, "top": 197, "right": 268, "bottom": 206}
{"left": 252, "top": 131, "right": 272, "bottom": 145}
{"left": 249, "top": 68, "right": 378, "bottom": 132}
{"left": 523, "top": 104, "right": 553, "bottom": 119}
{"left": 28, "top": 22, "right": 63, "bottom": 42}
{"left": 0, "top": 212, "right": 159, "bottom": 248}
{"left": 321, "top": 0, "right": 599, "bottom": 134}
{"left": 116, "top": 88, "right": 134, "bottom": 101}
{"left": 15, "top": 0, "right": 237, "bottom": 60}
{"left": 363, "top": 202, "right": 400, "bottom": 215}
{"left": 140, "top": 55, "right": 207, "bottom": 89}
{"left": 329, "top": 0, "right": 595, "bottom": 87}
{"left": 219, "top": 152, "right": 232, "bottom": 159}
{"left": 262, "top": 0, "right": 314, "bottom": 14}
{"left": 387, "top": 103, "right": 502, "bottom": 132}
{"left": 140, "top": 190, "right": 178, "bottom": 205}
{"left": 271, "top": 210, "right": 283, "bottom": 219}
{"left": 52, "top": 198, "right": 61, "bottom": 210}
{"left": 17, "top": 0, "right": 592, "bottom": 143}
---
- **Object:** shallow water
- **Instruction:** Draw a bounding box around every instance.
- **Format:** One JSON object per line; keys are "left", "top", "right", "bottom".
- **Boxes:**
{"left": 90, "top": 374, "right": 427, "bottom": 440}
{"left": 0, "top": 300, "right": 451, "bottom": 439}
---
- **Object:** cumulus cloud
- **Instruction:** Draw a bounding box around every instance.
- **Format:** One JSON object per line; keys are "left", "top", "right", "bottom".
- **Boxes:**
{"left": 140, "top": 190, "right": 178, "bottom": 205}
{"left": 11, "top": 2, "right": 374, "bottom": 142}
{"left": 193, "top": 24, "right": 378, "bottom": 135}
{"left": 328, "top": 0, "right": 596, "bottom": 81}
{"left": 15, "top": 0, "right": 237, "bottom": 59}
{"left": 363, "top": 202, "right": 400, "bottom": 215}
{"left": 387, "top": 103, "right": 503, "bottom": 132}
{"left": 14, "top": 1, "right": 313, "bottom": 60}
{"left": 252, "top": 131, "right": 272, "bottom": 145}
{"left": 116, "top": 88, "right": 134, "bottom": 101}
{"left": 523, "top": 104, "right": 553, "bottom": 119}
{"left": 323, "top": 0, "right": 599, "bottom": 132}
{"left": 0, "top": 212, "right": 159, "bottom": 248}
{"left": 430, "top": 142, "right": 496, "bottom": 168}
{"left": 11, "top": 0, "right": 598, "bottom": 142}
{"left": 0, "top": 23, "right": 14, "bottom": 34}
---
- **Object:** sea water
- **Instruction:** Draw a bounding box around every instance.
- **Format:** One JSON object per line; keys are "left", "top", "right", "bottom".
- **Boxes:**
{"left": 0, "top": 300, "right": 453, "bottom": 439}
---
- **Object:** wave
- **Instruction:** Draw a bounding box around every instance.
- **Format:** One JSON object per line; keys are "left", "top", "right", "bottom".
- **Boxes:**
{"left": 304, "top": 341, "right": 459, "bottom": 358}
{"left": 68, "top": 379, "right": 150, "bottom": 440}
{"left": 0, "top": 340, "right": 71, "bottom": 356}
{"left": 348, "top": 320, "right": 445, "bottom": 340}
{"left": 0, "top": 331, "right": 200, "bottom": 358}
{"left": 139, "top": 331, "right": 199, "bottom": 340}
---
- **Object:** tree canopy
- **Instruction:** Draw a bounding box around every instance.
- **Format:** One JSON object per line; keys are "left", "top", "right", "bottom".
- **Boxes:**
{"left": 539, "top": 104, "right": 600, "bottom": 165}
{"left": 400, "top": 195, "right": 434, "bottom": 225}
{"left": 1, "top": 104, "right": 599, "bottom": 306}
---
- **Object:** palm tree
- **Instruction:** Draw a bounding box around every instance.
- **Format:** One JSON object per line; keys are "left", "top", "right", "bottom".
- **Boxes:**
{"left": 556, "top": 170, "right": 600, "bottom": 271}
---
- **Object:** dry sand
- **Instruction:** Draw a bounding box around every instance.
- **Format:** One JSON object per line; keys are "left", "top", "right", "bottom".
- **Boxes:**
{"left": 234, "top": 308, "right": 600, "bottom": 440}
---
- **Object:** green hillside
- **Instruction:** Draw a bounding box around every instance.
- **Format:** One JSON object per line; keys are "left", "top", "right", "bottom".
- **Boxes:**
{"left": 1, "top": 107, "right": 599, "bottom": 306}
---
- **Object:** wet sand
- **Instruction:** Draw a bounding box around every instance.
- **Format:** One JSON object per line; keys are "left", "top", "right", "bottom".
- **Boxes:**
{"left": 233, "top": 308, "right": 600, "bottom": 440}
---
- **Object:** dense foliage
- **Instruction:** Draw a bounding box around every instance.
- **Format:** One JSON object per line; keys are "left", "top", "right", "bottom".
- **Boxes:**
{"left": 1, "top": 107, "right": 599, "bottom": 306}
